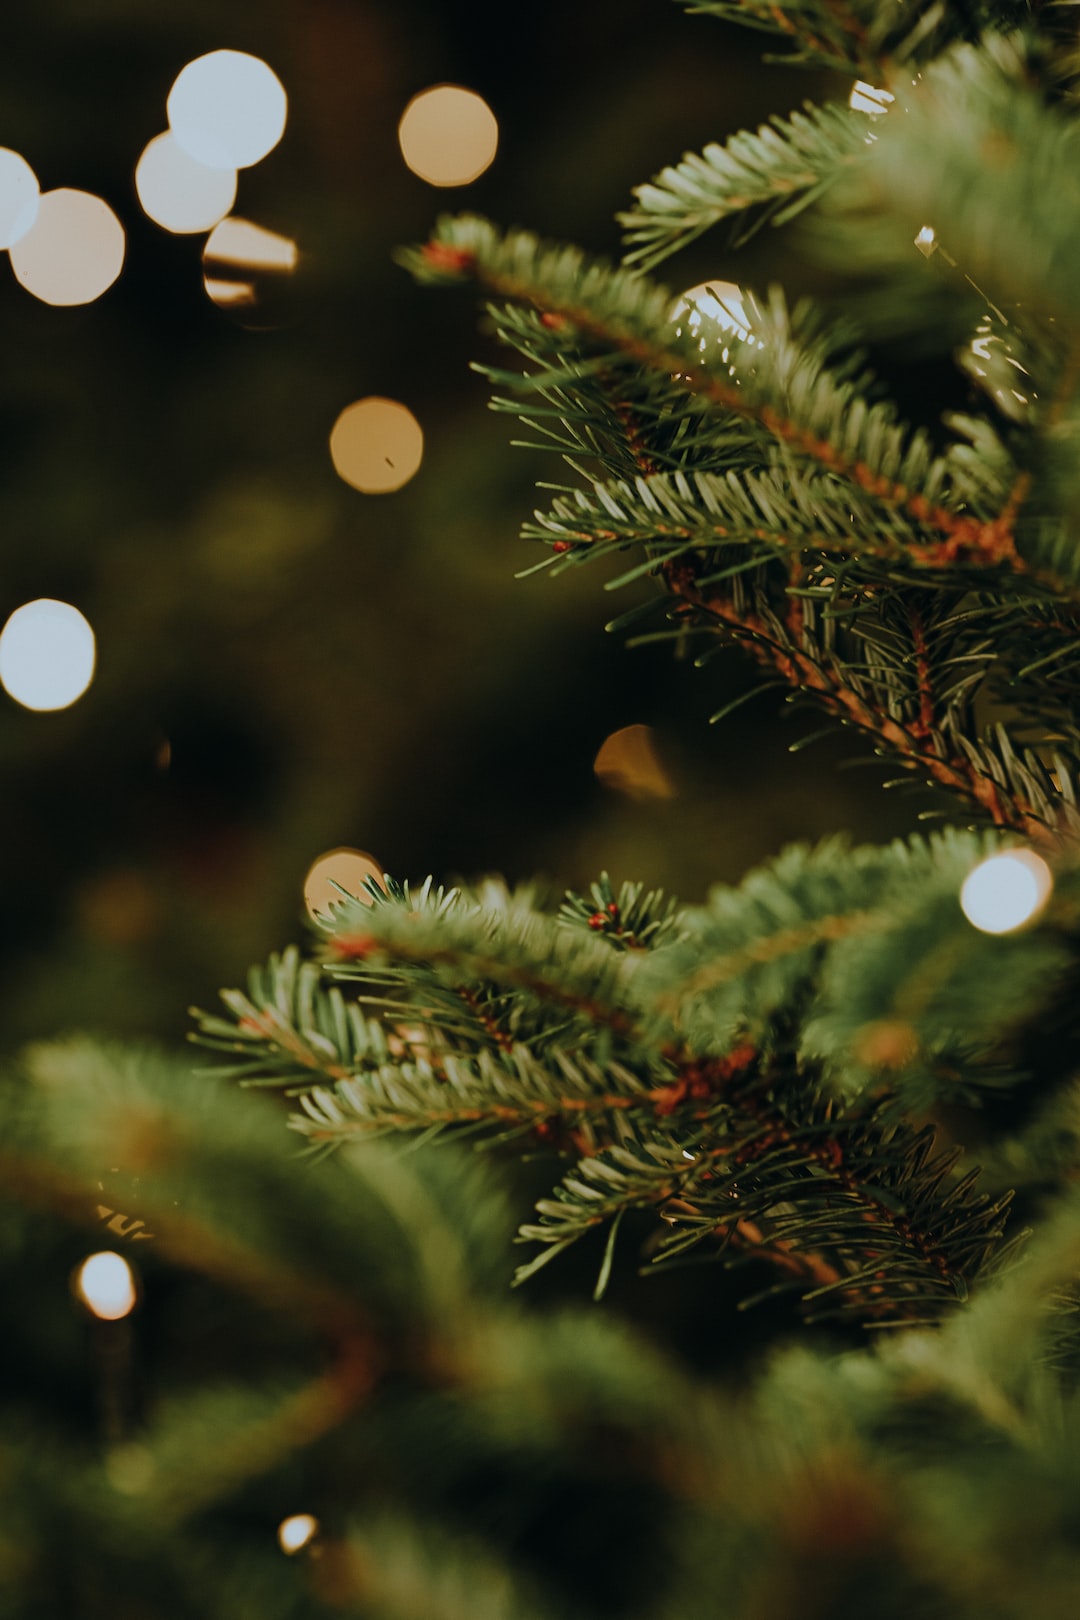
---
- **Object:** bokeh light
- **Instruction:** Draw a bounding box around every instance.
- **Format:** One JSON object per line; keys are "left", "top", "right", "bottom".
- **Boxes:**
{"left": 671, "top": 281, "right": 752, "bottom": 342}
{"left": 168, "top": 50, "right": 287, "bottom": 170}
{"left": 593, "top": 725, "right": 676, "bottom": 801}
{"left": 848, "top": 81, "right": 893, "bottom": 115}
{"left": 304, "top": 848, "right": 385, "bottom": 919}
{"left": 398, "top": 85, "right": 498, "bottom": 186}
{"left": 329, "top": 398, "right": 423, "bottom": 494}
{"left": 202, "top": 216, "right": 298, "bottom": 327}
{"left": 73, "top": 1251, "right": 138, "bottom": 1320}
{"left": 135, "top": 131, "right": 237, "bottom": 234}
{"left": 0, "top": 147, "right": 40, "bottom": 249}
{"left": 0, "top": 599, "right": 96, "bottom": 712}
{"left": 960, "top": 850, "right": 1053, "bottom": 934}
{"left": 278, "top": 1514, "right": 319, "bottom": 1555}
{"left": 9, "top": 188, "right": 125, "bottom": 305}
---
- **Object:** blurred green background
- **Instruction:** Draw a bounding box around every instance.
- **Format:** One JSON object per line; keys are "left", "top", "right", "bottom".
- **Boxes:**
{"left": 0, "top": 0, "right": 918, "bottom": 1050}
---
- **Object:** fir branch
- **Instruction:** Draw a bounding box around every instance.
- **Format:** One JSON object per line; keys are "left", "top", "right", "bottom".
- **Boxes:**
{"left": 316, "top": 878, "right": 651, "bottom": 1055}
{"left": 401, "top": 218, "right": 1025, "bottom": 568}
{"left": 619, "top": 100, "right": 871, "bottom": 270}
{"left": 522, "top": 462, "right": 1022, "bottom": 579}
{"left": 678, "top": 0, "right": 876, "bottom": 70}
{"left": 835, "top": 36, "right": 1080, "bottom": 325}
{"left": 191, "top": 946, "right": 401, "bottom": 1088}
{"left": 661, "top": 567, "right": 1078, "bottom": 843}
{"left": 515, "top": 1060, "right": 1011, "bottom": 1323}
{"left": 678, "top": 0, "right": 1032, "bottom": 73}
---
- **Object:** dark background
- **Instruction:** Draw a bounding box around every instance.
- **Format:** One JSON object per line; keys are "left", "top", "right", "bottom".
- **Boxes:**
{"left": 0, "top": 0, "right": 916, "bottom": 1051}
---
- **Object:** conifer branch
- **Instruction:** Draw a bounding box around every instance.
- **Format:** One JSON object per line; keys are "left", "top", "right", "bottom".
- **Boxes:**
{"left": 619, "top": 100, "right": 870, "bottom": 270}
{"left": 403, "top": 220, "right": 1026, "bottom": 570}
{"left": 666, "top": 567, "right": 1066, "bottom": 844}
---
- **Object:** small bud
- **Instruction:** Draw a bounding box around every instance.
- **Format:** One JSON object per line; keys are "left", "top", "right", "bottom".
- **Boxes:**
{"left": 420, "top": 241, "right": 475, "bottom": 274}
{"left": 331, "top": 933, "right": 379, "bottom": 959}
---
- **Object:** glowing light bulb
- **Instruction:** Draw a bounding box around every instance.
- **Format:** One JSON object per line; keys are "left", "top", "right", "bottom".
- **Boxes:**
{"left": 168, "top": 50, "right": 287, "bottom": 170}
{"left": 0, "top": 147, "right": 40, "bottom": 249}
{"left": 74, "top": 1251, "right": 138, "bottom": 1320}
{"left": 398, "top": 85, "right": 498, "bottom": 186}
{"left": 0, "top": 599, "right": 96, "bottom": 711}
{"left": 848, "top": 82, "right": 894, "bottom": 116}
{"left": 9, "top": 189, "right": 125, "bottom": 305}
{"left": 329, "top": 398, "right": 423, "bottom": 494}
{"left": 278, "top": 1514, "right": 319, "bottom": 1554}
{"left": 960, "top": 850, "right": 1053, "bottom": 934}
{"left": 914, "top": 225, "right": 938, "bottom": 259}
{"left": 135, "top": 131, "right": 237, "bottom": 234}
{"left": 304, "top": 848, "right": 385, "bottom": 919}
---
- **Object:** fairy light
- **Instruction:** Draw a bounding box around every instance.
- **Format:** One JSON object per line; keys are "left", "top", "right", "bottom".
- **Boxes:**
{"left": 168, "top": 50, "right": 287, "bottom": 170}
{"left": 304, "top": 848, "right": 386, "bottom": 919}
{"left": 960, "top": 850, "right": 1053, "bottom": 934}
{"left": 914, "top": 225, "right": 938, "bottom": 259}
{"left": 398, "top": 85, "right": 498, "bottom": 186}
{"left": 135, "top": 131, "right": 237, "bottom": 234}
{"left": 9, "top": 189, "right": 125, "bottom": 305}
{"left": 329, "top": 398, "right": 423, "bottom": 494}
{"left": 0, "top": 599, "right": 96, "bottom": 711}
{"left": 848, "top": 82, "right": 894, "bottom": 116}
{"left": 278, "top": 1514, "right": 319, "bottom": 1554}
{"left": 73, "top": 1251, "right": 138, "bottom": 1320}
{"left": 0, "top": 147, "right": 40, "bottom": 249}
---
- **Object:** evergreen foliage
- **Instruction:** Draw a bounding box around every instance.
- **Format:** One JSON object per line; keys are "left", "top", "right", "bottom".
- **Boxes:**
{"left": 9, "top": 3, "right": 1080, "bottom": 1617}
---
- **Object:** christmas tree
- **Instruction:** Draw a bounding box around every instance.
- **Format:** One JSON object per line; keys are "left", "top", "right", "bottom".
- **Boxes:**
{"left": 7, "top": 2, "right": 1080, "bottom": 1616}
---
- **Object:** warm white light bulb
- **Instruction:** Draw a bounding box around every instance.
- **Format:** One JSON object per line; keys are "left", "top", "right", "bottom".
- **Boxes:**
{"left": 135, "top": 131, "right": 237, "bottom": 233}
{"left": 74, "top": 1251, "right": 138, "bottom": 1320}
{"left": 960, "top": 850, "right": 1053, "bottom": 934}
{"left": 0, "top": 147, "right": 40, "bottom": 249}
{"left": 168, "top": 50, "right": 287, "bottom": 170}
{"left": 0, "top": 599, "right": 96, "bottom": 712}
{"left": 277, "top": 1514, "right": 319, "bottom": 1554}
{"left": 9, "top": 189, "right": 125, "bottom": 305}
